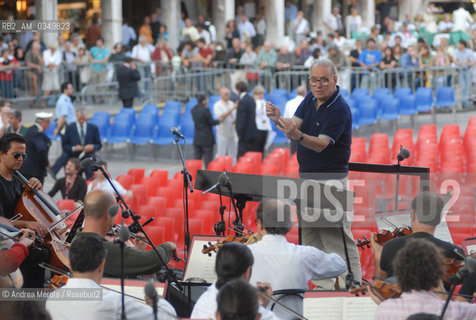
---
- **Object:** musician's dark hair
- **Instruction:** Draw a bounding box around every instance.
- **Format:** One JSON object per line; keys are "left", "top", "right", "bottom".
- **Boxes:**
{"left": 215, "top": 243, "right": 254, "bottom": 289}
{"left": 67, "top": 157, "right": 81, "bottom": 172}
{"left": 216, "top": 279, "right": 259, "bottom": 320}
{"left": 393, "top": 239, "right": 444, "bottom": 292}
{"left": 84, "top": 189, "right": 116, "bottom": 219}
{"left": 411, "top": 191, "right": 444, "bottom": 226}
{"left": 256, "top": 199, "right": 292, "bottom": 235}
{"left": 70, "top": 233, "right": 107, "bottom": 273}
{"left": 0, "top": 133, "right": 26, "bottom": 153}
{"left": 61, "top": 82, "right": 72, "bottom": 93}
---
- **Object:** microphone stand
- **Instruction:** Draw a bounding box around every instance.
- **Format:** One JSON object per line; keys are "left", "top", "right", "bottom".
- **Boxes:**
{"left": 119, "top": 237, "right": 127, "bottom": 320}
{"left": 340, "top": 222, "right": 360, "bottom": 290}
{"left": 214, "top": 188, "right": 226, "bottom": 236}
{"left": 91, "top": 164, "right": 183, "bottom": 291}
{"left": 225, "top": 181, "right": 243, "bottom": 236}
{"left": 394, "top": 158, "right": 402, "bottom": 210}
{"left": 172, "top": 135, "right": 193, "bottom": 255}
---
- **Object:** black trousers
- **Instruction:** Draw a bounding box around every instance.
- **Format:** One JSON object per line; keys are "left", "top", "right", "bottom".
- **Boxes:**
{"left": 254, "top": 130, "right": 268, "bottom": 155}
{"left": 122, "top": 98, "right": 134, "bottom": 108}
{"left": 237, "top": 139, "right": 255, "bottom": 159}
{"left": 194, "top": 144, "right": 214, "bottom": 169}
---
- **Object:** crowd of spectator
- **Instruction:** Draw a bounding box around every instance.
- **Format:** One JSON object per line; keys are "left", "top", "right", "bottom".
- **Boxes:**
{"left": 0, "top": 3, "right": 475, "bottom": 104}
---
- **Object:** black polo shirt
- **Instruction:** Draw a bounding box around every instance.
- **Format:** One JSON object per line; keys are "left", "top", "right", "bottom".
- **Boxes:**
{"left": 294, "top": 86, "right": 352, "bottom": 178}
{"left": 0, "top": 175, "right": 23, "bottom": 219}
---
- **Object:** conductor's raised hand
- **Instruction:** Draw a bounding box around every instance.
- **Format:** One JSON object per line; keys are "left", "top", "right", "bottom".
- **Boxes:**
{"left": 266, "top": 102, "right": 281, "bottom": 121}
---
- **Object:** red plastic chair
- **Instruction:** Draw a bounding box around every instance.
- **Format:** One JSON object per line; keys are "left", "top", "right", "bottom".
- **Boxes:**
{"left": 192, "top": 209, "right": 215, "bottom": 234}
{"left": 149, "top": 169, "right": 169, "bottom": 187}
{"left": 56, "top": 199, "right": 76, "bottom": 212}
{"left": 127, "top": 168, "right": 146, "bottom": 184}
{"left": 147, "top": 196, "right": 167, "bottom": 215}
{"left": 138, "top": 205, "right": 159, "bottom": 220}
{"left": 116, "top": 175, "right": 134, "bottom": 191}
{"left": 130, "top": 184, "right": 149, "bottom": 209}
{"left": 188, "top": 218, "right": 204, "bottom": 236}
{"left": 143, "top": 225, "right": 165, "bottom": 250}
{"left": 153, "top": 217, "right": 176, "bottom": 242}
{"left": 185, "top": 159, "right": 203, "bottom": 179}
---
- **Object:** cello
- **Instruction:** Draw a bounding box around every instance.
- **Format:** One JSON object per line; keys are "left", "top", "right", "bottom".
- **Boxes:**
{"left": 12, "top": 170, "right": 71, "bottom": 270}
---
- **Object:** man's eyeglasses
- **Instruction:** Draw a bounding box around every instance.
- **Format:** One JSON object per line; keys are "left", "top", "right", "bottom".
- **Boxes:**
{"left": 308, "top": 77, "right": 330, "bottom": 86}
{"left": 11, "top": 152, "right": 27, "bottom": 160}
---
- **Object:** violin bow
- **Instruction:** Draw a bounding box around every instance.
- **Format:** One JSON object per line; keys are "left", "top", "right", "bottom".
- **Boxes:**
{"left": 255, "top": 289, "right": 308, "bottom": 320}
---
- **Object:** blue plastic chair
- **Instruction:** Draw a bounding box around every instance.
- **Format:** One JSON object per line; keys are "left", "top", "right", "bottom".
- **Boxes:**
{"left": 288, "top": 88, "right": 297, "bottom": 99}
{"left": 153, "top": 114, "right": 180, "bottom": 145}
{"left": 118, "top": 108, "right": 136, "bottom": 125}
{"left": 373, "top": 87, "right": 391, "bottom": 98}
{"left": 129, "top": 117, "right": 156, "bottom": 145}
{"left": 89, "top": 112, "right": 110, "bottom": 141}
{"left": 393, "top": 87, "right": 412, "bottom": 99}
{"left": 270, "top": 121, "right": 287, "bottom": 144}
{"left": 351, "top": 107, "right": 359, "bottom": 130}
{"left": 269, "top": 88, "right": 288, "bottom": 103}
{"left": 379, "top": 97, "right": 400, "bottom": 120}
{"left": 185, "top": 98, "right": 198, "bottom": 113}
{"left": 141, "top": 104, "right": 159, "bottom": 117}
{"left": 106, "top": 113, "right": 133, "bottom": 143}
{"left": 179, "top": 116, "right": 195, "bottom": 145}
{"left": 358, "top": 100, "right": 378, "bottom": 126}
{"left": 162, "top": 100, "right": 182, "bottom": 116}
{"left": 435, "top": 87, "right": 455, "bottom": 109}
{"left": 351, "top": 88, "right": 370, "bottom": 98}
{"left": 374, "top": 93, "right": 393, "bottom": 116}
{"left": 415, "top": 87, "right": 434, "bottom": 112}
{"left": 340, "top": 88, "right": 350, "bottom": 98}
{"left": 398, "top": 94, "right": 417, "bottom": 115}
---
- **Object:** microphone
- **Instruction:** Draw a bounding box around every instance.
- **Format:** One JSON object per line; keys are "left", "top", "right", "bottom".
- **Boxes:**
{"left": 144, "top": 280, "right": 158, "bottom": 320}
{"left": 397, "top": 145, "right": 410, "bottom": 162}
{"left": 170, "top": 127, "right": 185, "bottom": 139}
{"left": 202, "top": 171, "right": 228, "bottom": 195}
{"left": 107, "top": 204, "right": 121, "bottom": 218}
{"left": 116, "top": 221, "right": 130, "bottom": 243}
{"left": 80, "top": 157, "right": 100, "bottom": 171}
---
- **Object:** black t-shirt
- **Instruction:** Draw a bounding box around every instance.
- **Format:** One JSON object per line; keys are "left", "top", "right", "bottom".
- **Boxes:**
{"left": 380, "top": 232, "right": 464, "bottom": 277}
{"left": 350, "top": 49, "right": 361, "bottom": 67}
{"left": 0, "top": 175, "right": 24, "bottom": 219}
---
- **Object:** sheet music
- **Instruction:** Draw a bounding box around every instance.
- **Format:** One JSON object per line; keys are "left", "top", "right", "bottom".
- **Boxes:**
{"left": 303, "top": 296, "right": 377, "bottom": 320}
{"left": 183, "top": 236, "right": 223, "bottom": 283}
{"left": 100, "top": 280, "right": 164, "bottom": 303}
{"left": 303, "top": 297, "right": 343, "bottom": 319}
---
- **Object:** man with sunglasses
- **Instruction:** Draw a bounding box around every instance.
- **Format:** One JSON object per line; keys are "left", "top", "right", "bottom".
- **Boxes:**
{"left": 0, "top": 133, "right": 50, "bottom": 288}
{"left": 266, "top": 59, "right": 361, "bottom": 289}
{"left": 20, "top": 112, "right": 52, "bottom": 185}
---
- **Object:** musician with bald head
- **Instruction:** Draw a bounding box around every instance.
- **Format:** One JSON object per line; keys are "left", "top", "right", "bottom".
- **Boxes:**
{"left": 76, "top": 189, "right": 176, "bottom": 277}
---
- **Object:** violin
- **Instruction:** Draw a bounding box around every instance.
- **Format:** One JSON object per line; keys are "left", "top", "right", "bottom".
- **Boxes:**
{"left": 349, "top": 279, "right": 403, "bottom": 301}
{"left": 356, "top": 227, "right": 412, "bottom": 249}
{"left": 202, "top": 232, "right": 262, "bottom": 256}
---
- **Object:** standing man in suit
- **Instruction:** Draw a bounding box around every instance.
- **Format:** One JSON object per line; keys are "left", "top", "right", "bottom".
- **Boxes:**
{"left": 51, "top": 107, "right": 102, "bottom": 180}
{"left": 116, "top": 57, "right": 140, "bottom": 108}
{"left": 191, "top": 95, "right": 220, "bottom": 168}
{"left": 235, "top": 81, "right": 259, "bottom": 159}
{"left": 20, "top": 112, "right": 52, "bottom": 184}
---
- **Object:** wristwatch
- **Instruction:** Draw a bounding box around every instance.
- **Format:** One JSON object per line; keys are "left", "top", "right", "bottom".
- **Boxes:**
{"left": 297, "top": 132, "right": 304, "bottom": 142}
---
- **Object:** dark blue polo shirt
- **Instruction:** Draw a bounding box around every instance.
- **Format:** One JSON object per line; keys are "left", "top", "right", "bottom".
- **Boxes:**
{"left": 294, "top": 86, "right": 352, "bottom": 177}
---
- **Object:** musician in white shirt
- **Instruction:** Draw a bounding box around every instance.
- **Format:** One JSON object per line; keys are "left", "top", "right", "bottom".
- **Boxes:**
{"left": 46, "top": 233, "right": 177, "bottom": 320}
{"left": 248, "top": 199, "right": 346, "bottom": 320}
{"left": 191, "top": 243, "right": 281, "bottom": 320}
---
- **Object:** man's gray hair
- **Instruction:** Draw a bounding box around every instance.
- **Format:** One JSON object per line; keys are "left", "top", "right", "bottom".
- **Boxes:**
{"left": 76, "top": 107, "right": 87, "bottom": 115}
{"left": 309, "top": 59, "right": 337, "bottom": 76}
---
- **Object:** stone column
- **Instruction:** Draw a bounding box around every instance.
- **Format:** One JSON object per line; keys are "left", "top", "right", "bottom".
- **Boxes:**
{"left": 360, "top": 0, "right": 375, "bottom": 31}
{"left": 312, "top": 0, "right": 331, "bottom": 33}
{"left": 101, "top": 0, "right": 122, "bottom": 49}
{"left": 213, "top": 0, "right": 235, "bottom": 44}
{"left": 265, "top": 0, "right": 284, "bottom": 47}
{"left": 36, "top": 0, "right": 58, "bottom": 46}
{"left": 163, "top": 0, "right": 181, "bottom": 51}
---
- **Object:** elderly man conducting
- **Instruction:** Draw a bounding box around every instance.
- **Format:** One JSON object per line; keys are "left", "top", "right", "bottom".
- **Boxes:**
{"left": 266, "top": 59, "right": 361, "bottom": 289}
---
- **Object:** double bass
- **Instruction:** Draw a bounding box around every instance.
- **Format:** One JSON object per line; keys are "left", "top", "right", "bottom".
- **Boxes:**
{"left": 12, "top": 170, "right": 71, "bottom": 270}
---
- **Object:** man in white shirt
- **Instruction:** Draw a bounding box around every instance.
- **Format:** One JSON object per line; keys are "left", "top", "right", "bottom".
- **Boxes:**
{"left": 87, "top": 160, "right": 131, "bottom": 199}
{"left": 452, "top": 5, "right": 473, "bottom": 33}
{"left": 46, "top": 233, "right": 177, "bottom": 320}
{"left": 291, "top": 11, "right": 310, "bottom": 47}
{"left": 191, "top": 243, "right": 280, "bottom": 320}
{"left": 42, "top": 42, "right": 62, "bottom": 107}
{"left": 214, "top": 87, "right": 238, "bottom": 161}
{"left": 131, "top": 36, "right": 154, "bottom": 99}
{"left": 437, "top": 14, "right": 453, "bottom": 33}
{"left": 248, "top": 199, "right": 346, "bottom": 320}
{"left": 323, "top": 7, "right": 343, "bottom": 34}
{"left": 283, "top": 86, "right": 306, "bottom": 155}
{"left": 238, "top": 15, "right": 256, "bottom": 42}
{"left": 253, "top": 85, "right": 272, "bottom": 154}
{"left": 182, "top": 18, "right": 199, "bottom": 42}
